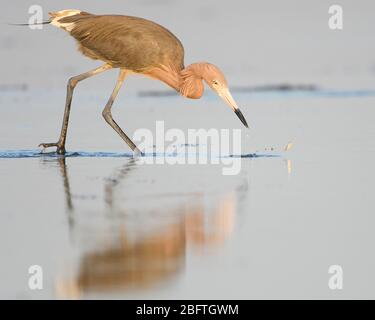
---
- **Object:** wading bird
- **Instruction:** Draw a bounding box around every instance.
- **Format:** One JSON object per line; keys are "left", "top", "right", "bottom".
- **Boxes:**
{"left": 36, "top": 9, "right": 249, "bottom": 154}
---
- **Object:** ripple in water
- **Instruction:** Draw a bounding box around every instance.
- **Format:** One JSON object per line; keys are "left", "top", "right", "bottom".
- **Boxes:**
{"left": 0, "top": 149, "right": 280, "bottom": 159}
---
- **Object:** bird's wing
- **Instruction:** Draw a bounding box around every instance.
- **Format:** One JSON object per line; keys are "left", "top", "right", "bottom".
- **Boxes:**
{"left": 60, "top": 14, "right": 185, "bottom": 71}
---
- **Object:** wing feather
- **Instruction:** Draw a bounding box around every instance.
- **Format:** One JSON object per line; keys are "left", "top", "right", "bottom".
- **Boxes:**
{"left": 60, "top": 15, "right": 184, "bottom": 71}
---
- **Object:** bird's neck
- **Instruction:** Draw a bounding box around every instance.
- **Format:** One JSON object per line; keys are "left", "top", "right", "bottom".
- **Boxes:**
{"left": 144, "top": 63, "right": 205, "bottom": 99}
{"left": 179, "top": 63, "right": 205, "bottom": 99}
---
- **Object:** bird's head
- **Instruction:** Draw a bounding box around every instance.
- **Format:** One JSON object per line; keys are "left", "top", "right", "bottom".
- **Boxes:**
{"left": 201, "top": 63, "right": 249, "bottom": 128}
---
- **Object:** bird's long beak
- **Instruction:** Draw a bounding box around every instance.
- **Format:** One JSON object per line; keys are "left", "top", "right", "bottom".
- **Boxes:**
{"left": 219, "top": 88, "right": 249, "bottom": 128}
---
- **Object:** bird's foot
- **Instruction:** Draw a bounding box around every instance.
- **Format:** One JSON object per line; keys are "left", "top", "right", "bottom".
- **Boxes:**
{"left": 133, "top": 147, "right": 144, "bottom": 157}
{"left": 39, "top": 142, "right": 66, "bottom": 155}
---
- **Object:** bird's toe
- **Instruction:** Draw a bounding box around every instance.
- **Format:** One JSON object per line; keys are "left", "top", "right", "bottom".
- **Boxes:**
{"left": 38, "top": 142, "right": 66, "bottom": 155}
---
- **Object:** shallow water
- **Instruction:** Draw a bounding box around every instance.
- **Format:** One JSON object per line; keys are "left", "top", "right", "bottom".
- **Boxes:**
{"left": 1, "top": 88, "right": 375, "bottom": 299}
{"left": 2, "top": 0, "right": 375, "bottom": 300}
{"left": 0, "top": 149, "right": 264, "bottom": 159}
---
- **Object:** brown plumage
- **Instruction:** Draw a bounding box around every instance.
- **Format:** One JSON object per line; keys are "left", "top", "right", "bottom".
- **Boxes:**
{"left": 39, "top": 9, "right": 248, "bottom": 155}
{"left": 60, "top": 13, "right": 184, "bottom": 71}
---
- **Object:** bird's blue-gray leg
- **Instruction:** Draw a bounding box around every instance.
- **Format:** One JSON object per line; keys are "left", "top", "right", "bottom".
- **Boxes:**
{"left": 39, "top": 64, "right": 112, "bottom": 154}
{"left": 102, "top": 69, "right": 142, "bottom": 155}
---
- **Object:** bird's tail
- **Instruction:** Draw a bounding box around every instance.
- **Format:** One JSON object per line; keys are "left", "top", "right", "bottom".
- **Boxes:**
{"left": 48, "top": 9, "right": 91, "bottom": 31}
{"left": 48, "top": 9, "right": 85, "bottom": 20}
{"left": 9, "top": 9, "right": 91, "bottom": 29}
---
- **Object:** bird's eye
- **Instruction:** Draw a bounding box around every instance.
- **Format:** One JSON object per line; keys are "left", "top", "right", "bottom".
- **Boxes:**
{"left": 212, "top": 80, "right": 219, "bottom": 86}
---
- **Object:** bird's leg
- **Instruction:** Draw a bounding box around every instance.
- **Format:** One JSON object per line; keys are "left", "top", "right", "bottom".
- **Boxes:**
{"left": 39, "top": 64, "right": 112, "bottom": 154}
{"left": 102, "top": 69, "right": 142, "bottom": 155}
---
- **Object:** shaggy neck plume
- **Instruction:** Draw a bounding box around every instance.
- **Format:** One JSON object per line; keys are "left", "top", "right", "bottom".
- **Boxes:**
{"left": 179, "top": 63, "right": 206, "bottom": 99}
{"left": 145, "top": 62, "right": 208, "bottom": 99}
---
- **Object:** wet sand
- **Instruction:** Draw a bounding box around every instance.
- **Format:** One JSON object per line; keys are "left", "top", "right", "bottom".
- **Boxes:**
{"left": 1, "top": 0, "right": 375, "bottom": 299}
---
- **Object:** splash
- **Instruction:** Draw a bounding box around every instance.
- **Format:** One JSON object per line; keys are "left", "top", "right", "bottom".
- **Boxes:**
{"left": 0, "top": 150, "right": 134, "bottom": 159}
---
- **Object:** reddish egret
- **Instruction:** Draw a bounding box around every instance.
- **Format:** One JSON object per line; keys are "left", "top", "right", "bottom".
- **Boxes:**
{"left": 37, "top": 9, "right": 248, "bottom": 154}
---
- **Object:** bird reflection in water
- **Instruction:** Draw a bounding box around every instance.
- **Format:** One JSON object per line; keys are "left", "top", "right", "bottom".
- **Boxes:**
{"left": 51, "top": 157, "right": 246, "bottom": 298}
